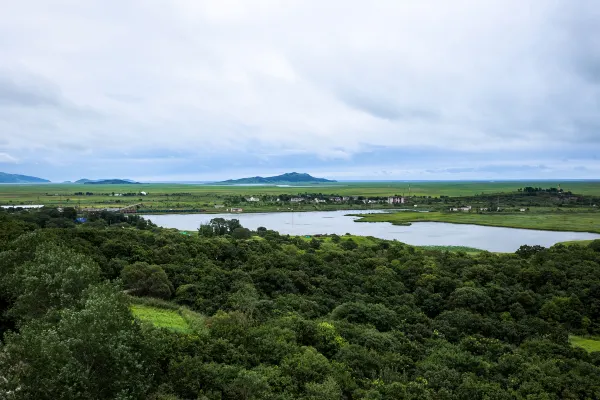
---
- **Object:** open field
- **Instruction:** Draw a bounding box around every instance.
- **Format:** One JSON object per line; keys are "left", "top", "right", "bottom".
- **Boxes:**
{"left": 2, "top": 181, "right": 600, "bottom": 234}
{"left": 1, "top": 181, "right": 600, "bottom": 211}
{"left": 354, "top": 210, "right": 600, "bottom": 233}
{"left": 130, "top": 304, "right": 192, "bottom": 333}
{"left": 130, "top": 298, "right": 207, "bottom": 335}
{"left": 570, "top": 335, "right": 600, "bottom": 352}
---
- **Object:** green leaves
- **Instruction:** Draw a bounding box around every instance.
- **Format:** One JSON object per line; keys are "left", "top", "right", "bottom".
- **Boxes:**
{"left": 8, "top": 244, "right": 101, "bottom": 323}
{"left": 0, "top": 284, "right": 158, "bottom": 400}
{"left": 121, "top": 262, "right": 174, "bottom": 299}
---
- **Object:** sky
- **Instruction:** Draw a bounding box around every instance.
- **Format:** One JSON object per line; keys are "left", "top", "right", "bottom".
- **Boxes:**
{"left": 0, "top": 0, "right": 599, "bottom": 182}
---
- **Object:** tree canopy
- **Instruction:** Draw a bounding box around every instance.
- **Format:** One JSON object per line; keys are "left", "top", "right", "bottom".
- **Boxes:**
{"left": 1, "top": 208, "right": 600, "bottom": 399}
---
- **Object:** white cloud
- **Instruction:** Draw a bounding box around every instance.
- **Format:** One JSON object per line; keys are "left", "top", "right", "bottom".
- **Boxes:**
{"left": 0, "top": 0, "right": 598, "bottom": 179}
{"left": 0, "top": 152, "right": 18, "bottom": 163}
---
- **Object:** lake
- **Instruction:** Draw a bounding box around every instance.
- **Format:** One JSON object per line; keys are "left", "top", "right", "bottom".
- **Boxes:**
{"left": 142, "top": 210, "right": 600, "bottom": 252}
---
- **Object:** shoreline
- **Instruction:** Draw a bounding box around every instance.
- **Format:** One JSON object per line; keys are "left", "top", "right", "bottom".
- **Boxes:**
{"left": 352, "top": 212, "right": 600, "bottom": 235}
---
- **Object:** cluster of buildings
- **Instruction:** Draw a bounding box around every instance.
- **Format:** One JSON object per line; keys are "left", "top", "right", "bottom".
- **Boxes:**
{"left": 449, "top": 205, "right": 528, "bottom": 212}
{"left": 450, "top": 206, "right": 472, "bottom": 212}
{"left": 1, "top": 204, "right": 45, "bottom": 209}
{"left": 110, "top": 192, "right": 147, "bottom": 197}
{"left": 253, "top": 196, "right": 406, "bottom": 204}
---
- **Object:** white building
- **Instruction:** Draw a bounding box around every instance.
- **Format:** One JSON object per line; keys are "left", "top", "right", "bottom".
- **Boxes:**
{"left": 520, "top": 208, "right": 527, "bottom": 212}
{"left": 314, "top": 199, "right": 327, "bottom": 204}
{"left": 387, "top": 196, "right": 405, "bottom": 204}
{"left": 450, "top": 206, "right": 472, "bottom": 212}
{"left": 245, "top": 196, "right": 260, "bottom": 202}
{"left": 290, "top": 198, "right": 304, "bottom": 203}
{"left": 140, "top": 191, "right": 147, "bottom": 196}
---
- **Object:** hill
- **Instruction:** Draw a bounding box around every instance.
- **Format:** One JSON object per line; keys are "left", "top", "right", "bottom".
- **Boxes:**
{"left": 83, "top": 179, "right": 140, "bottom": 185}
{"left": 0, "top": 172, "right": 50, "bottom": 183}
{"left": 77, "top": 178, "right": 139, "bottom": 184}
{"left": 219, "top": 172, "right": 336, "bottom": 184}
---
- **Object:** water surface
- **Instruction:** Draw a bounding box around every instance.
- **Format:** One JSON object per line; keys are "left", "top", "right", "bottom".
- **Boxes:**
{"left": 143, "top": 210, "right": 600, "bottom": 252}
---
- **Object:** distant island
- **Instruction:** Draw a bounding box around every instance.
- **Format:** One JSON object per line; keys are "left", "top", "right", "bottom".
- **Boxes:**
{"left": 80, "top": 179, "right": 140, "bottom": 185}
{"left": 0, "top": 172, "right": 50, "bottom": 183}
{"left": 219, "top": 172, "right": 336, "bottom": 185}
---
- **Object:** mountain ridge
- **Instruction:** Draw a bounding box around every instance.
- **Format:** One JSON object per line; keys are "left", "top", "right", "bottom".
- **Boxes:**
{"left": 0, "top": 172, "right": 50, "bottom": 183}
{"left": 219, "top": 172, "right": 336, "bottom": 184}
{"left": 82, "top": 179, "right": 140, "bottom": 184}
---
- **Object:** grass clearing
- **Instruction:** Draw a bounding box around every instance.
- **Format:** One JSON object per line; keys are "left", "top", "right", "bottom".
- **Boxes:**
{"left": 570, "top": 335, "right": 600, "bottom": 352}
{"left": 557, "top": 240, "right": 594, "bottom": 247}
{"left": 130, "top": 299, "right": 208, "bottom": 335}
{"left": 131, "top": 304, "right": 192, "bottom": 333}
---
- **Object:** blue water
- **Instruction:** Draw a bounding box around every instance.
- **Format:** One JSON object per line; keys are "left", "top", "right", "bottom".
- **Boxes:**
{"left": 143, "top": 210, "right": 600, "bottom": 252}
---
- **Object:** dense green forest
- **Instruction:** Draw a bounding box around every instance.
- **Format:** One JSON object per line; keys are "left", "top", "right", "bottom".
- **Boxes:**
{"left": 1, "top": 208, "right": 600, "bottom": 399}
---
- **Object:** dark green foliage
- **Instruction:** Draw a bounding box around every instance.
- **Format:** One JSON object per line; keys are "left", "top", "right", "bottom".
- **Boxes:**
{"left": 198, "top": 218, "right": 243, "bottom": 237}
{"left": 121, "top": 262, "right": 174, "bottom": 299}
{"left": 231, "top": 227, "right": 252, "bottom": 240}
{"left": 1, "top": 209, "right": 600, "bottom": 399}
{"left": 0, "top": 284, "right": 159, "bottom": 400}
{"left": 7, "top": 244, "right": 101, "bottom": 323}
{"left": 589, "top": 239, "right": 600, "bottom": 252}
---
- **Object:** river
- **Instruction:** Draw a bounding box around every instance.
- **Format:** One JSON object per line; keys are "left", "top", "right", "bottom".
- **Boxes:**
{"left": 142, "top": 210, "right": 600, "bottom": 252}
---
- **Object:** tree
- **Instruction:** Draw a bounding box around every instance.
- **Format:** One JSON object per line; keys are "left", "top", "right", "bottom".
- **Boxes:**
{"left": 281, "top": 347, "right": 333, "bottom": 388}
{"left": 232, "top": 227, "right": 252, "bottom": 240}
{"left": 8, "top": 244, "right": 101, "bottom": 323}
{"left": 121, "top": 262, "right": 174, "bottom": 299}
{"left": 0, "top": 283, "right": 159, "bottom": 400}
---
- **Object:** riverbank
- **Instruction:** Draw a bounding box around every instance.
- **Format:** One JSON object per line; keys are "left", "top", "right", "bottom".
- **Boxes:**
{"left": 144, "top": 210, "right": 600, "bottom": 252}
{"left": 353, "top": 211, "right": 600, "bottom": 234}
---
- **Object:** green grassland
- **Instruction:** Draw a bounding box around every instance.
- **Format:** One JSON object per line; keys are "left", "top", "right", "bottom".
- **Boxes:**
{"left": 354, "top": 210, "right": 600, "bottom": 233}
{"left": 558, "top": 239, "right": 595, "bottom": 246}
{"left": 131, "top": 304, "right": 192, "bottom": 333}
{"left": 130, "top": 299, "right": 207, "bottom": 335}
{"left": 570, "top": 335, "right": 600, "bottom": 352}
{"left": 1, "top": 180, "right": 599, "bottom": 211}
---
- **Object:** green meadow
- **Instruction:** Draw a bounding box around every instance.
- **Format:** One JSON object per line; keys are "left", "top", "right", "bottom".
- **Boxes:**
{"left": 1, "top": 180, "right": 599, "bottom": 211}
{"left": 570, "top": 335, "right": 600, "bottom": 353}
{"left": 130, "top": 304, "right": 192, "bottom": 333}
{"left": 130, "top": 300, "right": 207, "bottom": 335}
{"left": 354, "top": 210, "right": 600, "bottom": 234}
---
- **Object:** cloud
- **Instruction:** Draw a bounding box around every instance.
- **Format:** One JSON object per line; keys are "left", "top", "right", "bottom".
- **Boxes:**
{"left": 0, "top": 0, "right": 598, "bottom": 180}
{"left": 0, "top": 152, "right": 18, "bottom": 163}
{"left": 0, "top": 74, "right": 62, "bottom": 107}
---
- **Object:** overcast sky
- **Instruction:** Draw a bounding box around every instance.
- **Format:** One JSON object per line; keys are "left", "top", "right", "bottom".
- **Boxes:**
{"left": 1, "top": 0, "right": 599, "bottom": 182}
